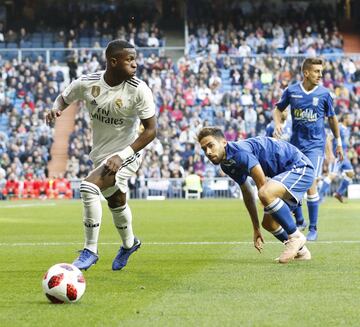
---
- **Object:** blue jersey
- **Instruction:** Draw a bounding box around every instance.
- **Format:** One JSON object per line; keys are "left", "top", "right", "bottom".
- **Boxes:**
{"left": 265, "top": 120, "right": 292, "bottom": 142}
{"left": 276, "top": 82, "right": 335, "bottom": 154}
{"left": 332, "top": 124, "right": 350, "bottom": 153}
{"left": 221, "top": 137, "right": 313, "bottom": 185}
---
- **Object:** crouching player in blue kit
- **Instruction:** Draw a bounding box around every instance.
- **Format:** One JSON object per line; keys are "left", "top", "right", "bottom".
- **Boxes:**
{"left": 273, "top": 57, "right": 343, "bottom": 241}
{"left": 265, "top": 109, "right": 292, "bottom": 142}
{"left": 198, "top": 127, "right": 314, "bottom": 263}
{"left": 319, "top": 113, "right": 355, "bottom": 202}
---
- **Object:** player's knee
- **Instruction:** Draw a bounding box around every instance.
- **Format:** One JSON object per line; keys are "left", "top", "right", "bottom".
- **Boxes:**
{"left": 258, "top": 185, "right": 272, "bottom": 204}
{"left": 80, "top": 181, "right": 101, "bottom": 201}
{"left": 107, "top": 191, "right": 126, "bottom": 209}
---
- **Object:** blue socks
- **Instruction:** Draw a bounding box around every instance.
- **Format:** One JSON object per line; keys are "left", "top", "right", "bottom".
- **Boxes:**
{"left": 319, "top": 177, "right": 331, "bottom": 199}
{"left": 337, "top": 176, "right": 351, "bottom": 196}
{"left": 265, "top": 198, "right": 297, "bottom": 235}
{"left": 271, "top": 226, "right": 288, "bottom": 243}
{"left": 293, "top": 206, "right": 305, "bottom": 225}
{"left": 307, "top": 193, "right": 320, "bottom": 231}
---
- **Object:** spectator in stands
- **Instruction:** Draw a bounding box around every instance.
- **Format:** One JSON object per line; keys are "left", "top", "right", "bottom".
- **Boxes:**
{"left": 52, "top": 173, "right": 72, "bottom": 199}
{"left": 2, "top": 173, "right": 19, "bottom": 199}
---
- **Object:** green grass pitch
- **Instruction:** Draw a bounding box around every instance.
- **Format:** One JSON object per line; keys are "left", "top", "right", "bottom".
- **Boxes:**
{"left": 0, "top": 199, "right": 360, "bottom": 327}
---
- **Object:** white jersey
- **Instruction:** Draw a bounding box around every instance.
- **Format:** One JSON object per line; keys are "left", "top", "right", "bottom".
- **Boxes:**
{"left": 62, "top": 71, "right": 155, "bottom": 165}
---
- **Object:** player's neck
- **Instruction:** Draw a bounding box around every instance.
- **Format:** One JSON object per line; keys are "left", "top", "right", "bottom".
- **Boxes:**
{"left": 301, "top": 80, "right": 317, "bottom": 92}
{"left": 103, "top": 70, "right": 126, "bottom": 87}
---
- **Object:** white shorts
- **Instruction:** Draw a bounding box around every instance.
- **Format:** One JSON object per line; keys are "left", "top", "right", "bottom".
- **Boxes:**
{"left": 95, "top": 152, "right": 142, "bottom": 197}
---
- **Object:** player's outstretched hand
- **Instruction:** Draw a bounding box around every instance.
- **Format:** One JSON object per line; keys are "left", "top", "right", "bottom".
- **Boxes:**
{"left": 103, "top": 155, "right": 123, "bottom": 176}
{"left": 46, "top": 109, "right": 62, "bottom": 125}
{"left": 273, "top": 125, "right": 283, "bottom": 139}
{"left": 253, "top": 229, "right": 264, "bottom": 253}
{"left": 336, "top": 145, "right": 344, "bottom": 162}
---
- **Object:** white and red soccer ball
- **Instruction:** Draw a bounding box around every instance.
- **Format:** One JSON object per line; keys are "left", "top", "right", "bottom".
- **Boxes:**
{"left": 42, "top": 263, "right": 86, "bottom": 304}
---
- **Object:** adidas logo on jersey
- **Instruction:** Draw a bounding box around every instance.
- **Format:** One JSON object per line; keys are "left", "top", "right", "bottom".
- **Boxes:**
{"left": 91, "top": 99, "right": 98, "bottom": 106}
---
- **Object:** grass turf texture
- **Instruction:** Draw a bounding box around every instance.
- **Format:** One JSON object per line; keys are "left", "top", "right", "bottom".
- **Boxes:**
{"left": 0, "top": 199, "right": 359, "bottom": 327}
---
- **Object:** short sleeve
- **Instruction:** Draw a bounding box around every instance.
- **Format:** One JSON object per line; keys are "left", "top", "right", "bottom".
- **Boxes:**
{"left": 135, "top": 82, "right": 156, "bottom": 120}
{"left": 61, "top": 78, "right": 84, "bottom": 104}
{"left": 324, "top": 92, "right": 335, "bottom": 117}
{"left": 221, "top": 151, "right": 260, "bottom": 186}
{"left": 221, "top": 164, "right": 248, "bottom": 186}
{"left": 235, "top": 152, "right": 259, "bottom": 174}
{"left": 276, "top": 87, "right": 290, "bottom": 111}
{"left": 265, "top": 123, "right": 274, "bottom": 137}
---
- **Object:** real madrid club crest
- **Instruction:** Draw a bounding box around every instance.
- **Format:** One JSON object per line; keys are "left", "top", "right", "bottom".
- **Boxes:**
{"left": 91, "top": 86, "right": 100, "bottom": 98}
{"left": 312, "top": 97, "right": 319, "bottom": 106}
{"left": 115, "top": 98, "right": 123, "bottom": 109}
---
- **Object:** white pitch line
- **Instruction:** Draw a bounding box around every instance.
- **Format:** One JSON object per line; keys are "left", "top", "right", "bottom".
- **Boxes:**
{"left": 0, "top": 203, "right": 56, "bottom": 209}
{"left": 0, "top": 240, "right": 360, "bottom": 247}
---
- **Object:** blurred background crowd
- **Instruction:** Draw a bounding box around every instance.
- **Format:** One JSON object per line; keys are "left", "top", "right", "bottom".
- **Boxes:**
{"left": 0, "top": 0, "right": 359, "bottom": 199}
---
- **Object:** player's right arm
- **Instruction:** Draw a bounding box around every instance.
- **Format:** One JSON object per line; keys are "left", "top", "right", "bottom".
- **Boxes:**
{"left": 46, "top": 78, "right": 83, "bottom": 125}
{"left": 273, "top": 108, "right": 283, "bottom": 138}
{"left": 273, "top": 87, "right": 290, "bottom": 138}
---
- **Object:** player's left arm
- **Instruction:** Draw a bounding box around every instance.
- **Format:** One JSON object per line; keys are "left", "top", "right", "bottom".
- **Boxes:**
{"left": 103, "top": 116, "right": 157, "bottom": 175}
{"left": 328, "top": 115, "right": 344, "bottom": 161}
{"left": 130, "top": 115, "right": 157, "bottom": 153}
{"left": 104, "top": 83, "right": 157, "bottom": 175}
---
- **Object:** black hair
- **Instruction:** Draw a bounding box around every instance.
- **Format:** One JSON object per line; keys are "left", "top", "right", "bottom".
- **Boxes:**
{"left": 105, "top": 39, "right": 135, "bottom": 58}
{"left": 197, "top": 127, "right": 225, "bottom": 142}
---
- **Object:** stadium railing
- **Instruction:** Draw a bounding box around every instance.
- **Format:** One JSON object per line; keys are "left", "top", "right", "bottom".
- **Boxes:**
{"left": 69, "top": 177, "right": 360, "bottom": 200}
{"left": 69, "top": 177, "right": 243, "bottom": 200}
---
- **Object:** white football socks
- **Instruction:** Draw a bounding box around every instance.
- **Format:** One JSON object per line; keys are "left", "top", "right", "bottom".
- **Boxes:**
{"left": 109, "top": 204, "right": 134, "bottom": 249}
{"left": 80, "top": 181, "right": 102, "bottom": 253}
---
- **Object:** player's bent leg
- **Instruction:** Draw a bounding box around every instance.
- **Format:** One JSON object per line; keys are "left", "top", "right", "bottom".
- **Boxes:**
{"left": 259, "top": 181, "right": 306, "bottom": 263}
{"left": 262, "top": 214, "right": 288, "bottom": 243}
{"left": 334, "top": 170, "right": 354, "bottom": 202}
{"left": 105, "top": 189, "right": 141, "bottom": 271}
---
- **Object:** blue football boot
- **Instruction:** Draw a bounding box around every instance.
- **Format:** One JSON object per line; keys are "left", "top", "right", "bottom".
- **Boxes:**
{"left": 112, "top": 238, "right": 141, "bottom": 271}
{"left": 306, "top": 229, "right": 318, "bottom": 241}
{"left": 72, "top": 248, "right": 99, "bottom": 270}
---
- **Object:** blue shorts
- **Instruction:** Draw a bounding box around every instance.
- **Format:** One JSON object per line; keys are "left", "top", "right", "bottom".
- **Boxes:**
{"left": 272, "top": 156, "right": 315, "bottom": 206}
{"left": 329, "top": 157, "right": 354, "bottom": 174}
{"left": 303, "top": 151, "right": 324, "bottom": 178}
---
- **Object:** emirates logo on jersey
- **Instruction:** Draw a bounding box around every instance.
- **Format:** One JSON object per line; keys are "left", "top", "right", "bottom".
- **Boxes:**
{"left": 91, "top": 86, "right": 100, "bottom": 98}
{"left": 115, "top": 98, "right": 123, "bottom": 109}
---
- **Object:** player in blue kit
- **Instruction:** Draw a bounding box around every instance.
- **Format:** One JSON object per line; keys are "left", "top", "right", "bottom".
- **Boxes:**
{"left": 265, "top": 109, "right": 292, "bottom": 142}
{"left": 273, "top": 57, "right": 343, "bottom": 241}
{"left": 198, "top": 127, "right": 314, "bottom": 263}
{"left": 266, "top": 109, "right": 308, "bottom": 231}
{"left": 319, "top": 113, "right": 355, "bottom": 202}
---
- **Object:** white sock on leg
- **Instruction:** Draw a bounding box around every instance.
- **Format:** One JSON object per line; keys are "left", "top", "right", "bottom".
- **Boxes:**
{"left": 109, "top": 204, "right": 134, "bottom": 249}
{"left": 80, "top": 181, "right": 102, "bottom": 253}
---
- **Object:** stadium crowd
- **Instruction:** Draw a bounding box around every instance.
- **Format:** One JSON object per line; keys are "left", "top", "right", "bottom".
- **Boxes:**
{"left": 65, "top": 51, "right": 360, "bottom": 189}
{"left": 0, "top": 3, "right": 164, "bottom": 49}
{"left": 0, "top": 4, "right": 359, "bottom": 199}
{"left": 186, "top": 1, "right": 344, "bottom": 56}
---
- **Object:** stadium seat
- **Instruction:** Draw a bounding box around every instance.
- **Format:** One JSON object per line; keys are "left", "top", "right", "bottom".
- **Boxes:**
{"left": 183, "top": 174, "right": 203, "bottom": 199}
{"left": 6, "top": 42, "right": 18, "bottom": 49}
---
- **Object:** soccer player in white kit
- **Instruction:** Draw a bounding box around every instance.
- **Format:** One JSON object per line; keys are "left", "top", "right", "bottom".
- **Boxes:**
{"left": 46, "top": 40, "right": 157, "bottom": 271}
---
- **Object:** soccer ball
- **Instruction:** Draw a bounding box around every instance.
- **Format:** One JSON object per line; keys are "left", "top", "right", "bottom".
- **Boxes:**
{"left": 42, "top": 263, "right": 86, "bottom": 304}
